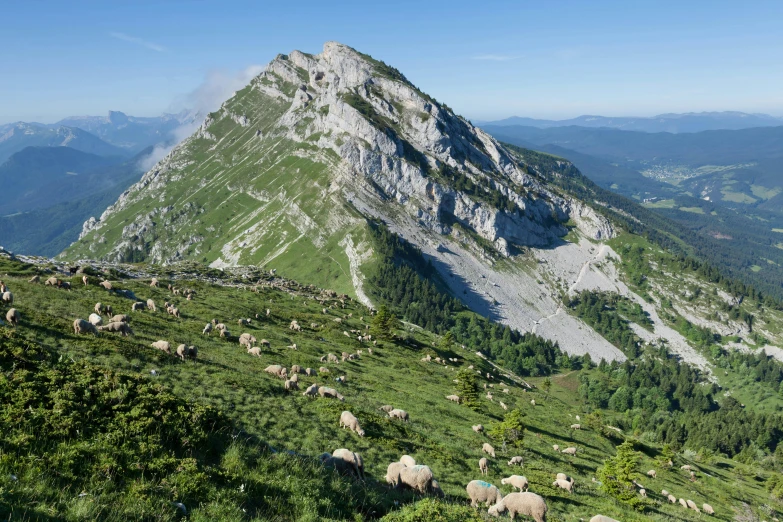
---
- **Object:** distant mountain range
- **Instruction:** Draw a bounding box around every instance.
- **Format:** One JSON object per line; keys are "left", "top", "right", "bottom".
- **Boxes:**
{"left": 0, "top": 123, "right": 127, "bottom": 164}
{"left": 479, "top": 111, "right": 783, "bottom": 133}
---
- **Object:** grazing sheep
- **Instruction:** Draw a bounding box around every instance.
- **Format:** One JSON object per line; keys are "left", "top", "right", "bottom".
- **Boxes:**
{"left": 319, "top": 387, "right": 345, "bottom": 401}
{"left": 400, "top": 455, "right": 416, "bottom": 468}
{"left": 237, "top": 318, "right": 250, "bottom": 326}
{"left": 327, "top": 353, "right": 339, "bottom": 363}
{"left": 501, "top": 475, "right": 529, "bottom": 492}
{"left": 473, "top": 424, "right": 484, "bottom": 433}
{"left": 446, "top": 394, "right": 460, "bottom": 403}
{"left": 319, "top": 453, "right": 355, "bottom": 476}
{"left": 647, "top": 469, "right": 657, "bottom": 479}
{"left": 679, "top": 498, "right": 687, "bottom": 508}
{"left": 487, "top": 392, "right": 494, "bottom": 401}
{"left": 176, "top": 344, "right": 189, "bottom": 360}
{"left": 466, "top": 480, "right": 502, "bottom": 508}
{"left": 45, "top": 277, "right": 59, "bottom": 286}
{"left": 332, "top": 449, "right": 364, "bottom": 479}
{"left": 284, "top": 379, "right": 298, "bottom": 391}
{"left": 339, "top": 411, "right": 365, "bottom": 436}
{"left": 589, "top": 516, "right": 619, "bottom": 522}
{"left": 239, "top": 333, "right": 257, "bottom": 348}
{"left": 552, "top": 444, "right": 559, "bottom": 452}
{"left": 291, "top": 365, "right": 302, "bottom": 374}
{"left": 570, "top": 424, "right": 581, "bottom": 430}
{"left": 680, "top": 465, "right": 692, "bottom": 471}
{"left": 399, "top": 465, "right": 434, "bottom": 494}
{"left": 703, "top": 503, "right": 714, "bottom": 515}
{"left": 264, "top": 365, "right": 286, "bottom": 377}
{"left": 488, "top": 492, "right": 548, "bottom": 522}
{"left": 431, "top": 479, "right": 445, "bottom": 498}
{"left": 562, "top": 447, "right": 577, "bottom": 456}
{"left": 97, "top": 322, "right": 134, "bottom": 336}
{"left": 88, "top": 313, "right": 103, "bottom": 326}
{"left": 151, "top": 340, "right": 171, "bottom": 353}
{"left": 305, "top": 368, "right": 315, "bottom": 376}
{"left": 553, "top": 478, "right": 574, "bottom": 494}
{"left": 73, "top": 318, "right": 97, "bottom": 335}
{"left": 686, "top": 500, "right": 699, "bottom": 512}
{"left": 150, "top": 278, "right": 159, "bottom": 287}
{"left": 500, "top": 401, "right": 508, "bottom": 410}
{"left": 661, "top": 489, "right": 669, "bottom": 496}
{"left": 259, "top": 339, "right": 270, "bottom": 347}
{"left": 379, "top": 405, "right": 394, "bottom": 413}
{"left": 2, "top": 292, "right": 13, "bottom": 305}
{"left": 479, "top": 457, "right": 489, "bottom": 475}
{"left": 385, "top": 461, "right": 406, "bottom": 487}
{"left": 388, "top": 409, "right": 409, "bottom": 422}
{"left": 6, "top": 308, "right": 20, "bottom": 326}
{"left": 186, "top": 346, "right": 197, "bottom": 359}
{"left": 60, "top": 281, "right": 71, "bottom": 290}
{"left": 334, "top": 375, "right": 346, "bottom": 384}
{"left": 29, "top": 275, "right": 40, "bottom": 283}
{"left": 219, "top": 329, "right": 230, "bottom": 338}
{"left": 319, "top": 366, "right": 330, "bottom": 374}
{"left": 146, "top": 299, "right": 156, "bottom": 312}
{"left": 247, "top": 347, "right": 262, "bottom": 357}
{"left": 530, "top": 399, "right": 535, "bottom": 406}
{"left": 639, "top": 488, "right": 646, "bottom": 498}
{"left": 556, "top": 473, "right": 573, "bottom": 483}
{"left": 290, "top": 373, "right": 299, "bottom": 382}
{"left": 482, "top": 443, "right": 496, "bottom": 458}
{"left": 507, "top": 456, "right": 523, "bottom": 466}
{"left": 203, "top": 323, "right": 213, "bottom": 335}
{"left": 302, "top": 383, "right": 318, "bottom": 397}
{"left": 132, "top": 302, "right": 146, "bottom": 312}
{"left": 110, "top": 314, "right": 129, "bottom": 323}
{"left": 168, "top": 307, "right": 180, "bottom": 318}
{"left": 667, "top": 494, "right": 677, "bottom": 503}
{"left": 100, "top": 281, "right": 112, "bottom": 290}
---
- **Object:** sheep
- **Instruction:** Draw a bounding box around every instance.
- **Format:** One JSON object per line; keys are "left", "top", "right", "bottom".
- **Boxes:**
{"left": 339, "top": 411, "right": 365, "bottom": 436}
{"left": 60, "top": 281, "right": 71, "bottom": 290}
{"left": 239, "top": 333, "right": 257, "bottom": 348}
{"left": 680, "top": 464, "right": 692, "bottom": 471}
{"left": 150, "top": 278, "right": 159, "bottom": 287}
{"left": 2, "top": 292, "right": 13, "bottom": 305}
{"left": 88, "top": 313, "right": 103, "bottom": 326}
{"left": 647, "top": 469, "right": 657, "bottom": 479}
{"left": 473, "top": 424, "right": 484, "bottom": 433}
{"left": 488, "top": 492, "right": 548, "bottom": 522}
{"left": 661, "top": 489, "right": 669, "bottom": 496}
{"left": 446, "top": 394, "right": 460, "bottom": 403}
{"left": 302, "top": 383, "right": 319, "bottom": 397}
{"left": 686, "top": 500, "right": 699, "bottom": 512}
{"left": 289, "top": 320, "right": 302, "bottom": 331}
{"left": 561, "top": 447, "right": 577, "bottom": 456}
{"left": 667, "top": 494, "right": 677, "bottom": 503}
{"left": 530, "top": 399, "right": 536, "bottom": 406}
{"left": 29, "top": 275, "right": 40, "bottom": 283}
{"left": 176, "top": 344, "right": 189, "bottom": 360}
{"left": 507, "top": 456, "right": 523, "bottom": 466}
{"left": 290, "top": 373, "right": 299, "bottom": 382}
{"left": 556, "top": 473, "right": 573, "bottom": 483}
{"left": 479, "top": 457, "right": 489, "bottom": 475}
{"left": 482, "top": 443, "right": 496, "bottom": 458}
{"left": 570, "top": 424, "right": 581, "bottom": 430}
{"left": 203, "top": 323, "right": 213, "bottom": 335}
{"left": 305, "top": 368, "right": 315, "bottom": 376}
{"left": 97, "top": 322, "right": 134, "bottom": 336}
{"left": 319, "top": 452, "right": 355, "bottom": 476}
{"left": 186, "top": 346, "right": 198, "bottom": 359}
{"left": 486, "top": 392, "right": 494, "bottom": 401}
{"left": 247, "top": 347, "right": 262, "bottom": 357}
{"left": 45, "top": 277, "right": 59, "bottom": 286}
{"left": 146, "top": 299, "right": 156, "bottom": 312}
{"left": 431, "top": 479, "right": 445, "bottom": 498}
{"left": 332, "top": 448, "right": 364, "bottom": 479}
{"left": 284, "top": 379, "right": 298, "bottom": 391}
{"left": 703, "top": 503, "right": 714, "bottom": 515}
{"left": 552, "top": 444, "right": 559, "bottom": 452}
{"left": 466, "top": 480, "right": 502, "bottom": 508}
{"left": 589, "top": 516, "right": 620, "bottom": 522}
{"left": 291, "top": 365, "right": 302, "bottom": 374}
{"left": 679, "top": 498, "right": 687, "bottom": 508}
{"left": 327, "top": 353, "right": 339, "bottom": 363}
{"left": 319, "top": 387, "right": 345, "bottom": 401}
{"left": 400, "top": 455, "right": 416, "bottom": 468}
{"left": 6, "top": 308, "right": 20, "bottom": 326}
{"left": 500, "top": 401, "right": 508, "bottom": 411}
{"left": 73, "top": 318, "right": 97, "bottom": 335}
{"left": 264, "top": 365, "right": 286, "bottom": 377}
{"left": 552, "top": 478, "right": 574, "bottom": 493}
{"left": 379, "top": 405, "right": 394, "bottom": 413}
{"left": 259, "top": 339, "right": 271, "bottom": 347}
{"left": 151, "top": 340, "right": 171, "bottom": 353}
{"left": 319, "top": 366, "right": 330, "bottom": 374}
{"left": 131, "top": 302, "right": 146, "bottom": 312}
{"left": 385, "top": 461, "right": 406, "bottom": 487}
{"left": 639, "top": 488, "right": 646, "bottom": 498}
{"left": 501, "top": 475, "right": 529, "bottom": 492}
{"left": 399, "top": 465, "right": 434, "bottom": 494}
{"left": 388, "top": 409, "right": 409, "bottom": 422}
{"left": 219, "top": 329, "right": 230, "bottom": 338}
{"left": 100, "top": 281, "right": 112, "bottom": 290}
{"left": 110, "top": 314, "right": 129, "bottom": 323}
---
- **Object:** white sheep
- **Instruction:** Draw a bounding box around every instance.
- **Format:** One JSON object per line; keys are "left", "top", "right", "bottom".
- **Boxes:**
{"left": 247, "top": 347, "right": 262, "bottom": 357}
{"left": 146, "top": 299, "right": 156, "bottom": 312}
{"left": 400, "top": 455, "right": 416, "bottom": 468}
{"left": 6, "top": 308, "right": 20, "bottom": 326}
{"left": 552, "top": 444, "right": 559, "bottom": 452}
{"left": 487, "top": 492, "right": 548, "bottom": 521}
{"left": 589, "top": 516, "right": 619, "bottom": 522}
{"left": 466, "top": 480, "right": 502, "bottom": 508}
{"left": 703, "top": 503, "right": 714, "bottom": 515}
{"left": 479, "top": 457, "right": 489, "bottom": 475}
{"left": 385, "top": 461, "right": 406, "bottom": 487}
{"left": 284, "top": 379, "right": 298, "bottom": 391}
{"left": 646, "top": 469, "right": 657, "bottom": 479}
{"left": 88, "top": 313, "right": 103, "bottom": 326}
{"left": 561, "top": 447, "right": 577, "bottom": 456}
{"left": 302, "top": 383, "right": 318, "bottom": 397}
{"left": 446, "top": 394, "right": 460, "bottom": 403}
{"left": 73, "top": 318, "right": 97, "bottom": 335}
{"left": 203, "top": 323, "right": 213, "bottom": 335}
{"left": 151, "top": 340, "right": 171, "bottom": 353}
{"left": 482, "top": 443, "right": 496, "bottom": 458}
{"left": 501, "top": 475, "right": 529, "bottom": 492}
{"left": 570, "top": 424, "right": 581, "bottom": 430}
{"left": 473, "top": 424, "right": 484, "bottom": 433}
{"left": 399, "top": 466, "right": 434, "bottom": 494}
{"left": 2, "top": 292, "right": 13, "bottom": 305}
{"left": 507, "top": 456, "right": 523, "bottom": 466}
{"left": 552, "top": 478, "right": 574, "bottom": 493}
{"left": 388, "top": 409, "right": 409, "bottom": 422}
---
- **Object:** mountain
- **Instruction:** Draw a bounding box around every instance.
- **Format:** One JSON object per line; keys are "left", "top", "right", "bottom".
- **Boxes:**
{"left": 0, "top": 150, "right": 145, "bottom": 255}
{"left": 0, "top": 123, "right": 127, "bottom": 163}
{"left": 481, "top": 111, "right": 783, "bottom": 133}
{"left": 55, "top": 110, "right": 191, "bottom": 153}
{"left": 0, "top": 146, "right": 132, "bottom": 215}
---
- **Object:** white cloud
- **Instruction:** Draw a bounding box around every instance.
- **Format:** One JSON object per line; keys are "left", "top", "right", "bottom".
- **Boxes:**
{"left": 471, "top": 54, "right": 518, "bottom": 62}
{"left": 137, "top": 64, "right": 265, "bottom": 171}
{"left": 110, "top": 32, "right": 166, "bottom": 53}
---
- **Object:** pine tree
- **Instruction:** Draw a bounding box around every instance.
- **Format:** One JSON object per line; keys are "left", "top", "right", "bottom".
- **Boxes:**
{"left": 542, "top": 377, "right": 552, "bottom": 400}
{"left": 439, "top": 331, "right": 455, "bottom": 351}
{"left": 597, "top": 440, "right": 647, "bottom": 511}
{"left": 488, "top": 409, "right": 526, "bottom": 449}
{"left": 455, "top": 368, "right": 480, "bottom": 410}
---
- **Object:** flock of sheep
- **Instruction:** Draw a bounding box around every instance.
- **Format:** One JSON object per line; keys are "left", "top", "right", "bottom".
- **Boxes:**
{"left": 0, "top": 269, "right": 719, "bottom": 520}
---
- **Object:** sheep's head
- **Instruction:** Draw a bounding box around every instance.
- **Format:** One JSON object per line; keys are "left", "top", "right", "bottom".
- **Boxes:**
{"left": 357, "top": 428, "right": 365, "bottom": 437}
{"left": 488, "top": 502, "right": 505, "bottom": 517}
{"left": 501, "top": 478, "right": 508, "bottom": 485}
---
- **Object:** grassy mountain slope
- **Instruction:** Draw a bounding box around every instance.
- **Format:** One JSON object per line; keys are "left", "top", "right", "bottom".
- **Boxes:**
{"left": 1, "top": 254, "right": 781, "bottom": 521}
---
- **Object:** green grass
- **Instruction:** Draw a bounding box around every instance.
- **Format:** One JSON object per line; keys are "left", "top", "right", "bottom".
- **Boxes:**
{"left": 750, "top": 184, "right": 782, "bottom": 200}
{"left": 0, "top": 256, "right": 780, "bottom": 520}
{"left": 643, "top": 199, "right": 676, "bottom": 209}
{"left": 751, "top": 265, "right": 762, "bottom": 272}
{"left": 721, "top": 189, "right": 757, "bottom": 204}
{"left": 677, "top": 206, "right": 705, "bottom": 214}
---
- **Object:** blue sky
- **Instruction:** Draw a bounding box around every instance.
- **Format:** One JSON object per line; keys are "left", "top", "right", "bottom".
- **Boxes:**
{"left": 2, "top": 0, "right": 783, "bottom": 123}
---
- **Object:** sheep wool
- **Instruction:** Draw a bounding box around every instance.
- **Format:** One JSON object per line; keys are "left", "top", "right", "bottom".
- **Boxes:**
{"left": 466, "top": 480, "right": 502, "bottom": 508}
{"left": 501, "top": 475, "right": 529, "bottom": 492}
{"left": 488, "top": 492, "right": 547, "bottom": 522}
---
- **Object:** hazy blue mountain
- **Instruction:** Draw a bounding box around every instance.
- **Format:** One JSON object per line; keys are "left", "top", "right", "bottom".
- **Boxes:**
{"left": 55, "top": 110, "right": 190, "bottom": 153}
{"left": 480, "top": 111, "right": 783, "bottom": 133}
{"left": 0, "top": 123, "right": 127, "bottom": 163}
{"left": 0, "top": 146, "right": 129, "bottom": 215}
